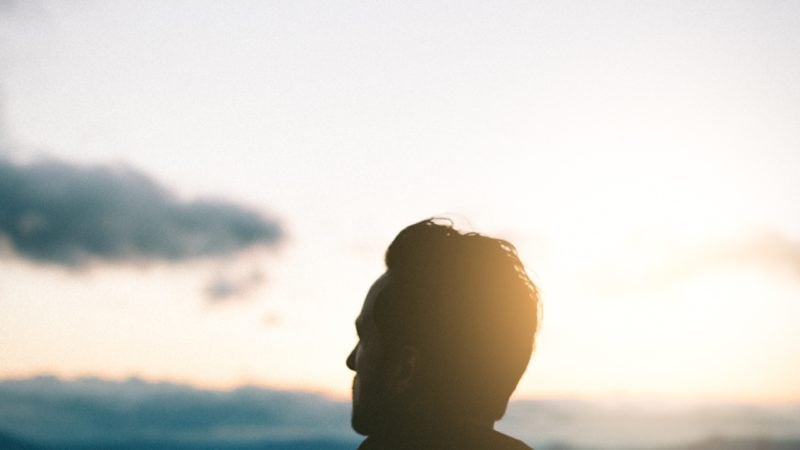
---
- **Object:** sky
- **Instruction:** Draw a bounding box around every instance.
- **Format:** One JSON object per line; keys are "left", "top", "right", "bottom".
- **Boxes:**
{"left": 1, "top": 0, "right": 799, "bottom": 404}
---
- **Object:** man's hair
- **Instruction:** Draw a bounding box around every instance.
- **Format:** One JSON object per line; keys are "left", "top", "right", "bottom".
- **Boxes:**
{"left": 374, "top": 218, "right": 540, "bottom": 421}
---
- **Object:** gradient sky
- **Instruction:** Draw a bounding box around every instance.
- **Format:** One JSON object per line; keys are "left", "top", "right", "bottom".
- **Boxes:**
{"left": 1, "top": 0, "right": 799, "bottom": 403}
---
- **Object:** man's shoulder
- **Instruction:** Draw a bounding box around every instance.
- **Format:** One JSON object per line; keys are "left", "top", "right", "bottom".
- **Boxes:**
{"left": 357, "top": 425, "right": 532, "bottom": 450}
{"left": 471, "top": 428, "right": 532, "bottom": 450}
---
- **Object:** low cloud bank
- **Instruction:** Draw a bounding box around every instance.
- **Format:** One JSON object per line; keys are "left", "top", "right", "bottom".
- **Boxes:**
{"left": 0, "top": 376, "right": 355, "bottom": 448}
{"left": 2, "top": 376, "right": 800, "bottom": 450}
{"left": 0, "top": 156, "right": 282, "bottom": 266}
{"left": 501, "top": 399, "right": 800, "bottom": 449}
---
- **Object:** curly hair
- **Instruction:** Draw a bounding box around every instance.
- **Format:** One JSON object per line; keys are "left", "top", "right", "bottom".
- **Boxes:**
{"left": 374, "top": 218, "right": 540, "bottom": 421}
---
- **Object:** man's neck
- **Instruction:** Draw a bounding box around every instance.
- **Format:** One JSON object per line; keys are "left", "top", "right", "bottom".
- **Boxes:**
{"left": 359, "top": 416, "right": 531, "bottom": 450}
{"left": 376, "top": 411, "right": 494, "bottom": 437}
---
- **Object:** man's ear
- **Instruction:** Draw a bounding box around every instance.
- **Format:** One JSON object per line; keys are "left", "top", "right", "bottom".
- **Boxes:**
{"left": 390, "top": 345, "right": 420, "bottom": 394}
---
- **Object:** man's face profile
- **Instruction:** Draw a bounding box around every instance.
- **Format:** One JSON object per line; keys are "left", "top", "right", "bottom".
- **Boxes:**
{"left": 347, "top": 272, "right": 392, "bottom": 435}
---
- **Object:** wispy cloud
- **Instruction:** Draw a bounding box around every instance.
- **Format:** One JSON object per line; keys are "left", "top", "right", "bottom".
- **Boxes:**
{"left": 706, "top": 231, "right": 800, "bottom": 276}
{"left": 584, "top": 231, "right": 800, "bottom": 294}
{"left": 0, "top": 156, "right": 282, "bottom": 266}
{"left": 205, "top": 269, "right": 265, "bottom": 302}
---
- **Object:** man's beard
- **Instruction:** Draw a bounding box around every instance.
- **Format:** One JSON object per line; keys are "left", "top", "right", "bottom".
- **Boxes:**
{"left": 351, "top": 371, "right": 390, "bottom": 436}
{"left": 351, "top": 356, "right": 413, "bottom": 437}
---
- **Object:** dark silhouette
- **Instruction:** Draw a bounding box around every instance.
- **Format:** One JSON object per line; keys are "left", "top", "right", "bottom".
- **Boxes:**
{"left": 347, "top": 219, "right": 540, "bottom": 449}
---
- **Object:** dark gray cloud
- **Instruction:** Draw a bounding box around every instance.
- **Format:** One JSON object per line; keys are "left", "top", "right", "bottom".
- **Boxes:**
{"left": 0, "top": 156, "right": 282, "bottom": 265}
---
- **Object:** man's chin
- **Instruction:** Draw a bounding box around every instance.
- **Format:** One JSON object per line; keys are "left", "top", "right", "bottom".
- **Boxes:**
{"left": 351, "top": 405, "right": 385, "bottom": 436}
{"left": 350, "top": 412, "right": 371, "bottom": 436}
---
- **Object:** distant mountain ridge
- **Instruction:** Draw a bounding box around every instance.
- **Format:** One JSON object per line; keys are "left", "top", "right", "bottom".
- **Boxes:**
{"left": 2, "top": 376, "right": 800, "bottom": 450}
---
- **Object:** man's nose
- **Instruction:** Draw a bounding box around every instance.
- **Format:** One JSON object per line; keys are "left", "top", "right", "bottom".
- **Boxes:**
{"left": 346, "top": 345, "right": 356, "bottom": 371}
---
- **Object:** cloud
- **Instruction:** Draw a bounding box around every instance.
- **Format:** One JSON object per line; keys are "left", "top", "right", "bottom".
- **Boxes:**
{"left": 263, "top": 311, "right": 282, "bottom": 327}
{"left": 0, "top": 156, "right": 282, "bottom": 266}
{"left": 706, "top": 231, "right": 800, "bottom": 276}
{"left": 499, "top": 400, "right": 800, "bottom": 449}
{"left": 205, "top": 269, "right": 265, "bottom": 302}
{"left": 1, "top": 377, "right": 799, "bottom": 450}
{"left": 0, "top": 376, "right": 357, "bottom": 448}
{"left": 584, "top": 231, "right": 800, "bottom": 294}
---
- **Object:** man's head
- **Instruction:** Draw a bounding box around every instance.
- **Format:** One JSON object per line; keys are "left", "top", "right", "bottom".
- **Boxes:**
{"left": 347, "top": 219, "right": 540, "bottom": 435}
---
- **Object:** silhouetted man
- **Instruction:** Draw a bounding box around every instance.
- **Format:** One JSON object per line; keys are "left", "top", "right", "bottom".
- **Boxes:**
{"left": 347, "top": 219, "right": 539, "bottom": 450}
